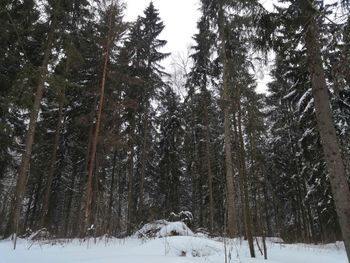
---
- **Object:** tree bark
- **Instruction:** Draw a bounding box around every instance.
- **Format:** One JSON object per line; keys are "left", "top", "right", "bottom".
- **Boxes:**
{"left": 303, "top": 10, "right": 350, "bottom": 259}
{"left": 6, "top": 14, "right": 57, "bottom": 246}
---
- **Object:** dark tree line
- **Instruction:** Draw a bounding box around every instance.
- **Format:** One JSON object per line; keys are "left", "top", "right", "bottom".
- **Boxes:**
{"left": 0, "top": 0, "right": 350, "bottom": 260}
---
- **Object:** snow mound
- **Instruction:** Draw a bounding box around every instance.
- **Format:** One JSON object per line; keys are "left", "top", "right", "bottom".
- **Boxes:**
{"left": 134, "top": 220, "right": 193, "bottom": 238}
{"left": 134, "top": 220, "right": 168, "bottom": 238}
{"left": 158, "top": 222, "right": 193, "bottom": 237}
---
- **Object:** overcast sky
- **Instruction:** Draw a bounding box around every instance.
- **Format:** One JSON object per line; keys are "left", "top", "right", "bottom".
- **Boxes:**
{"left": 124, "top": 0, "right": 200, "bottom": 64}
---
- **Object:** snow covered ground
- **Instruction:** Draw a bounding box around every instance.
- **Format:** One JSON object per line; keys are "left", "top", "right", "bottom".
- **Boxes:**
{"left": 0, "top": 236, "right": 347, "bottom": 263}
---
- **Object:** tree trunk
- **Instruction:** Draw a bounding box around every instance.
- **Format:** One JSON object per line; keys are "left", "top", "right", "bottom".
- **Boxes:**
{"left": 237, "top": 97, "right": 255, "bottom": 258}
{"left": 64, "top": 165, "right": 77, "bottom": 237}
{"left": 30, "top": 179, "right": 42, "bottom": 230}
{"left": 139, "top": 108, "right": 149, "bottom": 223}
{"left": 303, "top": 10, "right": 350, "bottom": 259}
{"left": 23, "top": 186, "right": 34, "bottom": 232}
{"left": 127, "top": 140, "right": 135, "bottom": 234}
{"left": 116, "top": 152, "right": 122, "bottom": 234}
{"left": 78, "top": 115, "right": 95, "bottom": 237}
{"left": 204, "top": 102, "right": 214, "bottom": 234}
{"left": 107, "top": 150, "right": 117, "bottom": 234}
{"left": 84, "top": 3, "right": 115, "bottom": 231}
{"left": 218, "top": 4, "right": 236, "bottom": 238}
{"left": 190, "top": 108, "right": 199, "bottom": 227}
{"left": 6, "top": 15, "right": 57, "bottom": 246}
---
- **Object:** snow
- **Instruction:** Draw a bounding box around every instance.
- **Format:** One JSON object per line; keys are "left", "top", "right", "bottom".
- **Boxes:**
{"left": 158, "top": 222, "right": 194, "bottom": 237}
{"left": 0, "top": 236, "right": 347, "bottom": 263}
{"left": 134, "top": 220, "right": 193, "bottom": 238}
{"left": 282, "top": 90, "right": 297, "bottom": 100}
{"left": 297, "top": 89, "right": 312, "bottom": 112}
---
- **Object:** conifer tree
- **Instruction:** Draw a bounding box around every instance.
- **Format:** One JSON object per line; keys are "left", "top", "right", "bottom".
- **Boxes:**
{"left": 6, "top": 0, "right": 61, "bottom": 245}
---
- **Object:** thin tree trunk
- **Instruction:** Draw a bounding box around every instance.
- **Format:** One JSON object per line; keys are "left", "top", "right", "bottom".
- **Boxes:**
{"left": 237, "top": 97, "right": 255, "bottom": 258}
{"left": 199, "top": 164, "right": 204, "bottom": 227}
{"left": 107, "top": 150, "right": 117, "bottom": 234}
{"left": 233, "top": 114, "right": 244, "bottom": 236}
{"left": 64, "top": 166, "right": 77, "bottom": 237}
{"left": 248, "top": 119, "right": 258, "bottom": 237}
{"left": 204, "top": 102, "right": 214, "bottom": 234}
{"left": 190, "top": 108, "right": 199, "bottom": 227}
{"left": 116, "top": 152, "right": 122, "bottom": 234}
{"left": 23, "top": 186, "right": 34, "bottom": 232}
{"left": 78, "top": 116, "right": 95, "bottom": 237}
{"left": 6, "top": 15, "right": 57, "bottom": 246}
{"left": 303, "top": 8, "right": 350, "bottom": 259}
{"left": 84, "top": 3, "right": 115, "bottom": 231}
{"left": 92, "top": 157, "right": 100, "bottom": 237}
{"left": 127, "top": 140, "right": 135, "bottom": 234}
{"left": 30, "top": 178, "right": 42, "bottom": 230}
{"left": 286, "top": 104, "right": 309, "bottom": 241}
{"left": 139, "top": 108, "right": 148, "bottom": 223}
{"left": 262, "top": 231, "right": 267, "bottom": 260}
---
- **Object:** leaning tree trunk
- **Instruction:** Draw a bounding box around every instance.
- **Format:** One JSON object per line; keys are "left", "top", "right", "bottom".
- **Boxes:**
{"left": 303, "top": 9, "right": 350, "bottom": 260}
{"left": 6, "top": 15, "right": 57, "bottom": 247}
{"left": 83, "top": 3, "right": 115, "bottom": 232}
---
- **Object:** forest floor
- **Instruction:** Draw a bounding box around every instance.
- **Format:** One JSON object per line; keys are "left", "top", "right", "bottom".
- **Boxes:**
{"left": 0, "top": 235, "right": 347, "bottom": 263}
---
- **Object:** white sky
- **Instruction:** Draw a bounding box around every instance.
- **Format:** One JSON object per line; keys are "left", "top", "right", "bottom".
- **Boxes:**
{"left": 124, "top": 0, "right": 201, "bottom": 64}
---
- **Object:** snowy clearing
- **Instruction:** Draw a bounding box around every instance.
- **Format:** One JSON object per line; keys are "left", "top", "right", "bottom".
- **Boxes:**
{"left": 0, "top": 236, "right": 347, "bottom": 263}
